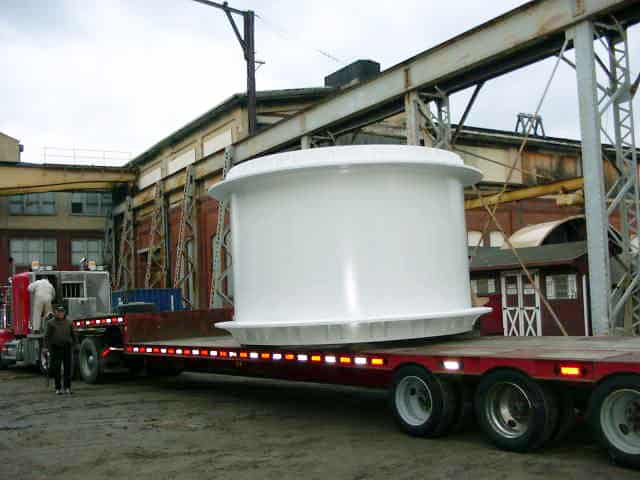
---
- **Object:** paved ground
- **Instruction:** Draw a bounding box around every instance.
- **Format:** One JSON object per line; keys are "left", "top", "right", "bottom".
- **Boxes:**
{"left": 0, "top": 367, "right": 637, "bottom": 480}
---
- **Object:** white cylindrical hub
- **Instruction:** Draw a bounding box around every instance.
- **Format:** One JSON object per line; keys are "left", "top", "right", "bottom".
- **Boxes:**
{"left": 209, "top": 145, "right": 490, "bottom": 346}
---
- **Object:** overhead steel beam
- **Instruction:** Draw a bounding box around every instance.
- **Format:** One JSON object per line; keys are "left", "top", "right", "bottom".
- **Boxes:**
{"left": 464, "top": 177, "right": 585, "bottom": 210}
{"left": 115, "top": 0, "right": 639, "bottom": 215}
{"left": 0, "top": 162, "right": 135, "bottom": 196}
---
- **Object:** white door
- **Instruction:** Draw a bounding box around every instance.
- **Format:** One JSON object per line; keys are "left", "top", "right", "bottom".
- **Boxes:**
{"left": 501, "top": 271, "right": 541, "bottom": 336}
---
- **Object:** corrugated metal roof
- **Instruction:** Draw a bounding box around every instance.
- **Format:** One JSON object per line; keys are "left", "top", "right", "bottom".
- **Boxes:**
{"left": 469, "top": 241, "right": 586, "bottom": 271}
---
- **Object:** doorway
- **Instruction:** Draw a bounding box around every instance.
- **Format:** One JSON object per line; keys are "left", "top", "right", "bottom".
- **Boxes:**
{"left": 500, "top": 271, "right": 541, "bottom": 336}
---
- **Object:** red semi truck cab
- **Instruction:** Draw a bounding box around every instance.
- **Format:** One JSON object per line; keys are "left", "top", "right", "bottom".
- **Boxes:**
{"left": 0, "top": 270, "right": 111, "bottom": 369}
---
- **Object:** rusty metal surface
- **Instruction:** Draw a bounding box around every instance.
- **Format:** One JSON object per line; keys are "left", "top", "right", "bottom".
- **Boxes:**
{"left": 126, "top": 309, "right": 232, "bottom": 343}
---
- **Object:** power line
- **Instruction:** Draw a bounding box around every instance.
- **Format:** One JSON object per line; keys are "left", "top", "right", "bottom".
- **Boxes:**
{"left": 255, "top": 12, "right": 345, "bottom": 64}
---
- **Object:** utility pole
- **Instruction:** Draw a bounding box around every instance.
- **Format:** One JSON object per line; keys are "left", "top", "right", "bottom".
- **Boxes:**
{"left": 191, "top": 0, "right": 257, "bottom": 135}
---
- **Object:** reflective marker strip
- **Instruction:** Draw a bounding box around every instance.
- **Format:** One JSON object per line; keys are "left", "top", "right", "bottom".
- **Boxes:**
{"left": 124, "top": 345, "right": 386, "bottom": 370}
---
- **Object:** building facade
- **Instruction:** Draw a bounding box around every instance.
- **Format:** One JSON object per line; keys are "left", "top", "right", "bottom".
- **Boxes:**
{"left": 0, "top": 191, "right": 112, "bottom": 281}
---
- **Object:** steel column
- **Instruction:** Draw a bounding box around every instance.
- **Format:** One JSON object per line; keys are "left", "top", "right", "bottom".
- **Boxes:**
{"left": 210, "top": 147, "right": 234, "bottom": 308}
{"left": 115, "top": 196, "right": 135, "bottom": 291}
{"left": 144, "top": 182, "right": 168, "bottom": 289}
{"left": 173, "top": 166, "right": 198, "bottom": 308}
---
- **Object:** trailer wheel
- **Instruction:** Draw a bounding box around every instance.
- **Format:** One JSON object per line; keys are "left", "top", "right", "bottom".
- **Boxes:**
{"left": 79, "top": 338, "right": 103, "bottom": 384}
{"left": 475, "top": 370, "right": 558, "bottom": 452}
{"left": 589, "top": 375, "right": 640, "bottom": 469}
{"left": 390, "top": 365, "right": 458, "bottom": 437}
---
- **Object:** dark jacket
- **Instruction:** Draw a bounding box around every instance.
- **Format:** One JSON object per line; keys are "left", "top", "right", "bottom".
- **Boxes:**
{"left": 44, "top": 317, "right": 76, "bottom": 348}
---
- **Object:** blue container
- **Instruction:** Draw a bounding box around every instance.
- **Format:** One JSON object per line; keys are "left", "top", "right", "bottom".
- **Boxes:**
{"left": 112, "top": 288, "right": 184, "bottom": 312}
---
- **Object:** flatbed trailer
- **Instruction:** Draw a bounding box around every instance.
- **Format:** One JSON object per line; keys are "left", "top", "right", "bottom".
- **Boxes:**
{"left": 72, "top": 310, "right": 640, "bottom": 470}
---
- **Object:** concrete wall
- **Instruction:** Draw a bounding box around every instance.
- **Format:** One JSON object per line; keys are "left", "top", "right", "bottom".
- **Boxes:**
{"left": 0, "top": 192, "right": 108, "bottom": 231}
{"left": 0, "top": 132, "right": 20, "bottom": 162}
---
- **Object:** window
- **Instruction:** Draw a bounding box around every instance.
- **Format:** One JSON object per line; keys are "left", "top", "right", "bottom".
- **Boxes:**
{"left": 10, "top": 238, "right": 57, "bottom": 266}
{"left": 546, "top": 274, "right": 577, "bottom": 299}
{"left": 489, "top": 231, "right": 505, "bottom": 248}
{"left": 71, "top": 192, "right": 112, "bottom": 216}
{"left": 71, "top": 239, "right": 104, "bottom": 266}
{"left": 467, "top": 231, "right": 484, "bottom": 247}
{"left": 471, "top": 278, "right": 496, "bottom": 296}
{"left": 9, "top": 192, "right": 56, "bottom": 215}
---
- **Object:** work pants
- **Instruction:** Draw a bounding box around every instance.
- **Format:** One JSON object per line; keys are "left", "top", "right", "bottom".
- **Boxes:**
{"left": 31, "top": 298, "right": 52, "bottom": 332}
{"left": 50, "top": 344, "right": 72, "bottom": 390}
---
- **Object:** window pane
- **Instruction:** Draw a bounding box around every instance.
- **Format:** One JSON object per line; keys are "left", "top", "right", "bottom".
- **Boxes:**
{"left": 71, "top": 240, "right": 85, "bottom": 253}
{"left": 85, "top": 193, "right": 99, "bottom": 215}
{"left": 24, "top": 194, "right": 39, "bottom": 214}
{"left": 9, "top": 195, "right": 23, "bottom": 214}
{"left": 10, "top": 240, "right": 24, "bottom": 264}
{"left": 71, "top": 192, "right": 85, "bottom": 214}
{"left": 44, "top": 239, "right": 56, "bottom": 253}
{"left": 467, "top": 231, "right": 484, "bottom": 247}
{"left": 71, "top": 252, "right": 84, "bottom": 265}
{"left": 546, "top": 274, "right": 577, "bottom": 299}
{"left": 101, "top": 193, "right": 113, "bottom": 216}
{"left": 489, "top": 231, "right": 504, "bottom": 248}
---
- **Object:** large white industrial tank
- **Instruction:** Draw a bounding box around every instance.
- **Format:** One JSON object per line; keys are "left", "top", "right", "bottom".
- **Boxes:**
{"left": 208, "top": 145, "right": 490, "bottom": 346}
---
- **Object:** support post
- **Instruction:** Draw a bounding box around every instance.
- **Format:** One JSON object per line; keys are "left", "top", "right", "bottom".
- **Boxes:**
{"left": 115, "top": 196, "right": 135, "bottom": 291}
{"left": 144, "top": 182, "right": 168, "bottom": 289}
{"left": 244, "top": 10, "right": 257, "bottom": 135}
{"left": 173, "top": 166, "right": 198, "bottom": 308}
{"left": 210, "top": 146, "right": 234, "bottom": 308}
{"left": 404, "top": 91, "right": 424, "bottom": 146}
{"left": 573, "top": 21, "right": 612, "bottom": 335}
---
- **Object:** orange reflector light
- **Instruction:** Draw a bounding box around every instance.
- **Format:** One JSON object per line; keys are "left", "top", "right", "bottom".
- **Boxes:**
{"left": 371, "top": 358, "right": 384, "bottom": 366}
{"left": 311, "top": 355, "right": 322, "bottom": 362}
{"left": 285, "top": 354, "right": 295, "bottom": 360}
{"left": 201, "top": 350, "right": 209, "bottom": 356}
{"left": 152, "top": 347, "right": 160, "bottom": 353}
{"left": 240, "top": 352, "right": 248, "bottom": 359}
{"left": 560, "top": 366, "right": 581, "bottom": 376}
{"left": 168, "top": 348, "right": 175, "bottom": 354}
{"left": 261, "top": 353, "right": 270, "bottom": 359}
{"left": 339, "top": 356, "right": 352, "bottom": 364}
{"left": 219, "top": 351, "right": 228, "bottom": 357}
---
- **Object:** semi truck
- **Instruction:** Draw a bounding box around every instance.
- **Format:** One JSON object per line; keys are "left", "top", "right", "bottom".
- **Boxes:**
{"left": 0, "top": 269, "right": 112, "bottom": 370}
{"left": 60, "top": 308, "right": 640, "bottom": 470}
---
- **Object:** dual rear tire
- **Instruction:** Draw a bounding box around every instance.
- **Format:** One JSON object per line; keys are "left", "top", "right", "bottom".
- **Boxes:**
{"left": 390, "top": 366, "right": 559, "bottom": 452}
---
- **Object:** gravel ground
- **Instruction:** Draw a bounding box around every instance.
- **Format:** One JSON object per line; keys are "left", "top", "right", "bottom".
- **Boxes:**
{"left": 0, "top": 367, "right": 637, "bottom": 480}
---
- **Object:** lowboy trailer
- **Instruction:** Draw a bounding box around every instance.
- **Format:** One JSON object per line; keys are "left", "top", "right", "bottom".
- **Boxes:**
{"left": 73, "top": 309, "right": 640, "bottom": 470}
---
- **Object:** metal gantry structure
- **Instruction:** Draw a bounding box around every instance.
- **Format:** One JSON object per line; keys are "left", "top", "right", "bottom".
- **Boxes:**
{"left": 113, "top": 0, "right": 639, "bottom": 335}
{"left": 144, "top": 182, "right": 169, "bottom": 289}
{"left": 173, "top": 165, "right": 198, "bottom": 308}
{"left": 572, "top": 18, "right": 640, "bottom": 334}
{"left": 114, "top": 196, "right": 135, "bottom": 291}
{"left": 210, "top": 147, "right": 234, "bottom": 308}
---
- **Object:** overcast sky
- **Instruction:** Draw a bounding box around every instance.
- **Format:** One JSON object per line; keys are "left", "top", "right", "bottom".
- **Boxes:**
{"left": 1, "top": 0, "right": 638, "bottom": 165}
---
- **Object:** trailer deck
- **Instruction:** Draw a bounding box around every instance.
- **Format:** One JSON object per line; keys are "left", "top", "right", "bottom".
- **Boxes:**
{"left": 124, "top": 334, "right": 640, "bottom": 384}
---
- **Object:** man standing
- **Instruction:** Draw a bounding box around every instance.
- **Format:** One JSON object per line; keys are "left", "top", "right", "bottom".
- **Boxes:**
{"left": 27, "top": 277, "right": 55, "bottom": 333}
{"left": 44, "top": 306, "right": 76, "bottom": 395}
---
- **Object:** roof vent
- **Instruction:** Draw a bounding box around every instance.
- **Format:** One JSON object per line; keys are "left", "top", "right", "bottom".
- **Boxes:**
{"left": 324, "top": 59, "right": 381, "bottom": 89}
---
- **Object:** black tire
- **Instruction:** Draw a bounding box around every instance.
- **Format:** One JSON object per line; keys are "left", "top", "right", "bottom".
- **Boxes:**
{"left": 475, "top": 369, "right": 558, "bottom": 452}
{"left": 588, "top": 374, "right": 640, "bottom": 469}
{"left": 390, "top": 365, "right": 459, "bottom": 437}
{"left": 79, "top": 337, "right": 103, "bottom": 384}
